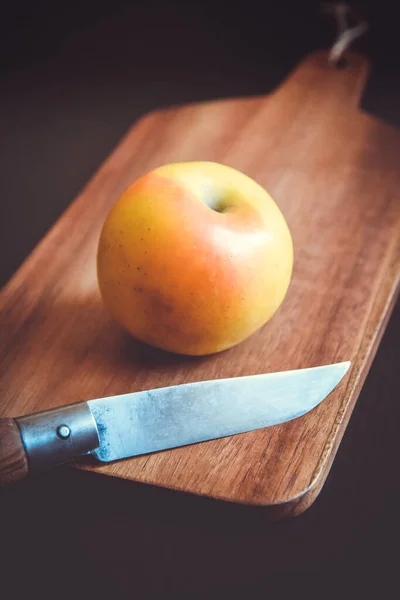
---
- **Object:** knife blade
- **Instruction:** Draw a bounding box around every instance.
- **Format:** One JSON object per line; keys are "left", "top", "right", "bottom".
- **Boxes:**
{"left": 0, "top": 362, "right": 350, "bottom": 485}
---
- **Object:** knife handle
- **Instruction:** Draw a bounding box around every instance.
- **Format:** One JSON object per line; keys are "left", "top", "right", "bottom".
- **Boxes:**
{"left": 0, "top": 402, "right": 100, "bottom": 486}
{"left": 0, "top": 418, "right": 29, "bottom": 485}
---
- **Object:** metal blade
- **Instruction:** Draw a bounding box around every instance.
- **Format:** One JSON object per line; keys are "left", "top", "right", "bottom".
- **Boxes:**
{"left": 89, "top": 362, "right": 350, "bottom": 462}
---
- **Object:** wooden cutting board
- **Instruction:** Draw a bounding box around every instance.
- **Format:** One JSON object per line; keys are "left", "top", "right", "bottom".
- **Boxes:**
{"left": 1, "top": 51, "right": 399, "bottom": 519}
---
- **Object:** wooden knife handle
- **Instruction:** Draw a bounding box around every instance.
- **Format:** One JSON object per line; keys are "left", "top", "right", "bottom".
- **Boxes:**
{"left": 0, "top": 418, "right": 29, "bottom": 486}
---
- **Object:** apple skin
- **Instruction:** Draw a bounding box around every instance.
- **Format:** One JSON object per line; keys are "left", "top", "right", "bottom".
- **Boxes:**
{"left": 97, "top": 162, "right": 293, "bottom": 355}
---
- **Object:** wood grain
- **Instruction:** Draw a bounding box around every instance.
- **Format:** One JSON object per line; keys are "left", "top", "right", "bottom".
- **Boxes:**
{"left": 0, "top": 419, "right": 29, "bottom": 485}
{"left": 0, "top": 51, "right": 399, "bottom": 516}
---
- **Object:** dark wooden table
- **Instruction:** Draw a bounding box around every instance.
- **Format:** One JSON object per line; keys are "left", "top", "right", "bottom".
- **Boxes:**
{"left": 1, "top": 2, "right": 399, "bottom": 598}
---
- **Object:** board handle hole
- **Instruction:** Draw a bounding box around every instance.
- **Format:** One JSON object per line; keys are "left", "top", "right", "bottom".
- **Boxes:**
{"left": 335, "top": 56, "right": 348, "bottom": 69}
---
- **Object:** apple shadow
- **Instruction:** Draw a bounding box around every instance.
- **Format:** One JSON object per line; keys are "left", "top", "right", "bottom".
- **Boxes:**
{"left": 118, "top": 330, "right": 208, "bottom": 370}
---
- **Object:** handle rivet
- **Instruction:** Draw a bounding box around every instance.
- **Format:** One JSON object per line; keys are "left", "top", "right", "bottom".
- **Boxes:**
{"left": 57, "top": 425, "right": 71, "bottom": 440}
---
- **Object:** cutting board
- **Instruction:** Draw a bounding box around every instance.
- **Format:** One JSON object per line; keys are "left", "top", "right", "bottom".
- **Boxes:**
{"left": 1, "top": 51, "right": 399, "bottom": 519}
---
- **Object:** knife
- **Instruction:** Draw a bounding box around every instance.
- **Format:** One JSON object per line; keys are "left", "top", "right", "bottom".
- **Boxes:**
{"left": 0, "top": 361, "right": 350, "bottom": 485}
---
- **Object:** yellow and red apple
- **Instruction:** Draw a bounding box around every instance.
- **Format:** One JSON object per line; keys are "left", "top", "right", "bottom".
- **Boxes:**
{"left": 97, "top": 162, "right": 293, "bottom": 355}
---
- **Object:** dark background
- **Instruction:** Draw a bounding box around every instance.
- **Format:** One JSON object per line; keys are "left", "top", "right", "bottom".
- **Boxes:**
{"left": 0, "top": 1, "right": 399, "bottom": 598}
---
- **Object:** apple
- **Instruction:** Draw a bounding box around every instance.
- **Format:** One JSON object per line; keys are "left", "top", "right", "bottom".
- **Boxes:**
{"left": 97, "top": 161, "right": 293, "bottom": 355}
